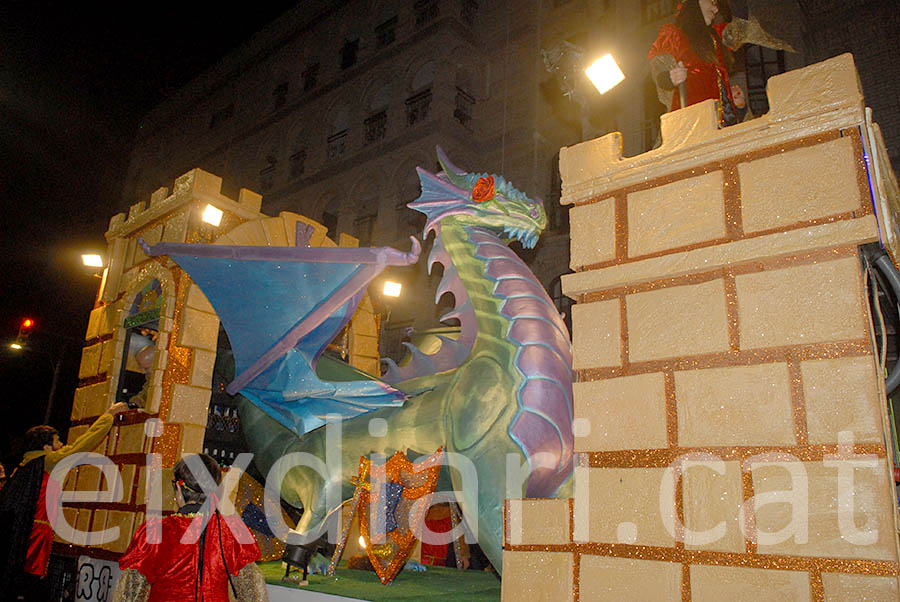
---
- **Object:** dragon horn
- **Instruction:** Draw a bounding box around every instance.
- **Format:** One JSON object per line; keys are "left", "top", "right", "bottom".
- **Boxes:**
{"left": 436, "top": 146, "right": 471, "bottom": 190}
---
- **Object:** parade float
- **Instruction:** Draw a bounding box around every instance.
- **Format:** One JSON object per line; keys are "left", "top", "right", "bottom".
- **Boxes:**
{"left": 53, "top": 52, "right": 900, "bottom": 602}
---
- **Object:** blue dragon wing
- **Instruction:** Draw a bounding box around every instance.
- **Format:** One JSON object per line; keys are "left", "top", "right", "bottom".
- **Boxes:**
{"left": 140, "top": 235, "right": 420, "bottom": 437}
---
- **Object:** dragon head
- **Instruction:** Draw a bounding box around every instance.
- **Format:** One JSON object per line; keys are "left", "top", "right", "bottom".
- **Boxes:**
{"left": 408, "top": 147, "right": 548, "bottom": 249}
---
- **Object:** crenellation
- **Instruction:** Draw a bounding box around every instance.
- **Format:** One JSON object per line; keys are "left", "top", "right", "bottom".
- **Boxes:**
{"left": 560, "top": 54, "right": 867, "bottom": 207}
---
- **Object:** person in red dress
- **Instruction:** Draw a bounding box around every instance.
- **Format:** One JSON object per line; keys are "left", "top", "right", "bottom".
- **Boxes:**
{"left": 648, "top": 0, "right": 740, "bottom": 125}
{"left": 113, "top": 454, "right": 267, "bottom": 602}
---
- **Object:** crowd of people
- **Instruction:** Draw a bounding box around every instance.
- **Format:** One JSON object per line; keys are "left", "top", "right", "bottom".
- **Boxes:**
{"left": 0, "top": 403, "right": 267, "bottom": 602}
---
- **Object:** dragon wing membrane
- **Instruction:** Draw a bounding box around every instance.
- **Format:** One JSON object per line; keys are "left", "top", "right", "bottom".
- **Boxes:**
{"left": 139, "top": 238, "right": 419, "bottom": 437}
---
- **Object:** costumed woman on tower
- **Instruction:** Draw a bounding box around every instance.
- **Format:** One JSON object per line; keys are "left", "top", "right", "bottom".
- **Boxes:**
{"left": 112, "top": 454, "right": 267, "bottom": 602}
{"left": 648, "top": 0, "right": 794, "bottom": 126}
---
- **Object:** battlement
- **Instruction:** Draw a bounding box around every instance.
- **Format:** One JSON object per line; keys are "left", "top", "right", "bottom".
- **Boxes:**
{"left": 560, "top": 53, "right": 866, "bottom": 205}
{"left": 106, "top": 168, "right": 264, "bottom": 240}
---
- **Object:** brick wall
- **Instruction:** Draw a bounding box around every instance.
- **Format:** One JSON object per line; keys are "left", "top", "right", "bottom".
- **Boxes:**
{"left": 502, "top": 54, "right": 900, "bottom": 602}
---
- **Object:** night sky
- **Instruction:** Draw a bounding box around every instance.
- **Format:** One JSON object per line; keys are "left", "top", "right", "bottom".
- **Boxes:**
{"left": 0, "top": 1, "right": 295, "bottom": 463}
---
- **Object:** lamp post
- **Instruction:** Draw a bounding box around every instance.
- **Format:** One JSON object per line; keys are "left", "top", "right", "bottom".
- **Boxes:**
{"left": 542, "top": 42, "right": 625, "bottom": 139}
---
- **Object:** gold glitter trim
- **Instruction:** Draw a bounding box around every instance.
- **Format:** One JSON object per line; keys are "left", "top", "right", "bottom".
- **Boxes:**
{"left": 578, "top": 339, "right": 873, "bottom": 383}
{"left": 723, "top": 164, "right": 744, "bottom": 240}
{"left": 786, "top": 353, "right": 809, "bottom": 446}
{"left": 583, "top": 246, "right": 859, "bottom": 303}
{"left": 681, "top": 562, "right": 691, "bottom": 602}
{"left": 723, "top": 272, "right": 740, "bottom": 351}
{"left": 586, "top": 443, "right": 886, "bottom": 468}
{"left": 573, "top": 130, "right": 844, "bottom": 208}
{"left": 810, "top": 570, "right": 825, "bottom": 602}
{"left": 664, "top": 371, "right": 677, "bottom": 448}
{"left": 504, "top": 544, "right": 900, "bottom": 577}
{"left": 572, "top": 550, "right": 581, "bottom": 602}
{"left": 615, "top": 194, "right": 628, "bottom": 261}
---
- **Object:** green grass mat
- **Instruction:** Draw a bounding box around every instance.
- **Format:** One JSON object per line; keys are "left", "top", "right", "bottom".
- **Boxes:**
{"left": 260, "top": 560, "right": 501, "bottom": 601}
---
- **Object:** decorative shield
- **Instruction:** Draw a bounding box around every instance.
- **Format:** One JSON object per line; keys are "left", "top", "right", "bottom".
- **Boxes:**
{"left": 334, "top": 448, "right": 443, "bottom": 584}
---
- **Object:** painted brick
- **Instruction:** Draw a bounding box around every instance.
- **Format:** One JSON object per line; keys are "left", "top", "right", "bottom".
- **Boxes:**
{"left": 186, "top": 283, "right": 214, "bottom": 313}
{"left": 102, "top": 510, "right": 136, "bottom": 553}
{"left": 501, "top": 551, "right": 573, "bottom": 602}
{"left": 99, "top": 338, "right": 116, "bottom": 374}
{"left": 507, "top": 499, "right": 570, "bottom": 545}
{"left": 627, "top": 279, "right": 730, "bottom": 362}
{"left": 161, "top": 209, "right": 189, "bottom": 243}
{"left": 79, "top": 343, "right": 102, "bottom": 379}
{"left": 571, "top": 299, "right": 621, "bottom": 370}
{"left": 119, "top": 464, "right": 137, "bottom": 505}
{"left": 628, "top": 170, "right": 726, "bottom": 257}
{"left": 739, "top": 137, "right": 861, "bottom": 234}
{"left": 690, "top": 565, "right": 810, "bottom": 602}
{"left": 570, "top": 198, "right": 616, "bottom": 269}
{"left": 675, "top": 363, "right": 795, "bottom": 447}
{"left": 822, "top": 573, "right": 900, "bottom": 602}
{"left": 261, "top": 216, "right": 289, "bottom": 246}
{"left": 67, "top": 425, "right": 88, "bottom": 446}
{"left": 752, "top": 459, "right": 897, "bottom": 561}
{"left": 801, "top": 356, "right": 882, "bottom": 444}
{"left": 168, "top": 384, "right": 212, "bottom": 427}
{"left": 76, "top": 380, "right": 113, "bottom": 420}
{"left": 180, "top": 424, "right": 208, "bottom": 457}
{"left": 583, "top": 467, "right": 675, "bottom": 547}
{"left": 735, "top": 258, "right": 866, "bottom": 349}
{"left": 115, "top": 423, "right": 145, "bottom": 454}
{"left": 351, "top": 333, "right": 379, "bottom": 359}
{"left": 573, "top": 372, "right": 667, "bottom": 452}
{"left": 578, "top": 555, "right": 682, "bottom": 602}
{"left": 683, "top": 460, "right": 745, "bottom": 553}
{"left": 178, "top": 307, "right": 220, "bottom": 351}
{"left": 190, "top": 349, "right": 217, "bottom": 389}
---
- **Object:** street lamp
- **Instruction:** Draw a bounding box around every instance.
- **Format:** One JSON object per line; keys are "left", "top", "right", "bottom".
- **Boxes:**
{"left": 542, "top": 41, "right": 625, "bottom": 139}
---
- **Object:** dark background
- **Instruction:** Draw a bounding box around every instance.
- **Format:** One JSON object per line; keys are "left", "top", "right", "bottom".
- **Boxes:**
{"left": 0, "top": 1, "right": 295, "bottom": 465}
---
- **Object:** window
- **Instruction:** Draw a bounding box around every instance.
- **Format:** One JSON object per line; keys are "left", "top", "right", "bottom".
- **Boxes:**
{"left": 322, "top": 211, "right": 338, "bottom": 235}
{"left": 302, "top": 63, "right": 320, "bottom": 91}
{"left": 209, "top": 103, "right": 234, "bottom": 129}
{"left": 354, "top": 214, "right": 378, "bottom": 247}
{"left": 454, "top": 88, "right": 474, "bottom": 127}
{"left": 328, "top": 129, "right": 348, "bottom": 160}
{"left": 375, "top": 16, "right": 398, "bottom": 48}
{"left": 273, "top": 81, "right": 289, "bottom": 109}
{"left": 289, "top": 150, "right": 307, "bottom": 178}
{"left": 745, "top": 46, "right": 786, "bottom": 117}
{"left": 414, "top": 0, "right": 439, "bottom": 27}
{"left": 641, "top": 0, "right": 677, "bottom": 24}
{"left": 340, "top": 39, "right": 359, "bottom": 70}
{"left": 405, "top": 88, "right": 432, "bottom": 126}
{"left": 459, "top": 0, "right": 477, "bottom": 25}
{"left": 259, "top": 155, "right": 277, "bottom": 192}
{"left": 364, "top": 111, "right": 387, "bottom": 144}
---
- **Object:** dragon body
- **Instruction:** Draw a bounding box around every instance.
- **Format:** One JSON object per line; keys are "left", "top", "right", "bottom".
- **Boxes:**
{"left": 168, "top": 149, "right": 574, "bottom": 572}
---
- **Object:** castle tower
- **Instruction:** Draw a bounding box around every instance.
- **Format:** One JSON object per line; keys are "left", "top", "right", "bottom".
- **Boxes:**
{"left": 503, "top": 54, "right": 900, "bottom": 601}
{"left": 54, "top": 169, "right": 380, "bottom": 585}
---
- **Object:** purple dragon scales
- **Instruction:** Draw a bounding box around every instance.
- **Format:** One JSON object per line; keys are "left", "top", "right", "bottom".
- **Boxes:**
{"left": 197, "top": 147, "right": 574, "bottom": 573}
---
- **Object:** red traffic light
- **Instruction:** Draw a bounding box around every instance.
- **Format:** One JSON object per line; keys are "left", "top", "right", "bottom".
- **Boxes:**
{"left": 18, "top": 317, "right": 35, "bottom": 338}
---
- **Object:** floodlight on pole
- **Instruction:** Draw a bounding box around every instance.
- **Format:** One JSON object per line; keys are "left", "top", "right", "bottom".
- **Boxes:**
{"left": 9, "top": 342, "right": 22, "bottom": 350}
{"left": 81, "top": 253, "right": 104, "bottom": 268}
{"left": 383, "top": 281, "right": 402, "bottom": 298}
{"left": 584, "top": 53, "right": 625, "bottom": 95}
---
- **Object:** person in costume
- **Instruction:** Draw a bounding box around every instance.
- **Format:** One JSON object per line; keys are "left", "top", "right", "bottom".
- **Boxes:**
{"left": 649, "top": 0, "right": 740, "bottom": 125}
{"left": 112, "top": 454, "right": 267, "bottom": 602}
{"left": 648, "top": 0, "right": 794, "bottom": 126}
{"left": 0, "top": 401, "right": 130, "bottom": 601}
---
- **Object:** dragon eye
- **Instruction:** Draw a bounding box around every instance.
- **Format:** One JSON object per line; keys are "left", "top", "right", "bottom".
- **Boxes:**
{"left": 529, "top": 207, "right": 540, "bottom": 219}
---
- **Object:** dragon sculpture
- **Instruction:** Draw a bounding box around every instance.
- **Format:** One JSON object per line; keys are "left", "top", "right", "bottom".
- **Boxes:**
{"left": 143, "top": 148, "right": 573, "bottom": 572}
